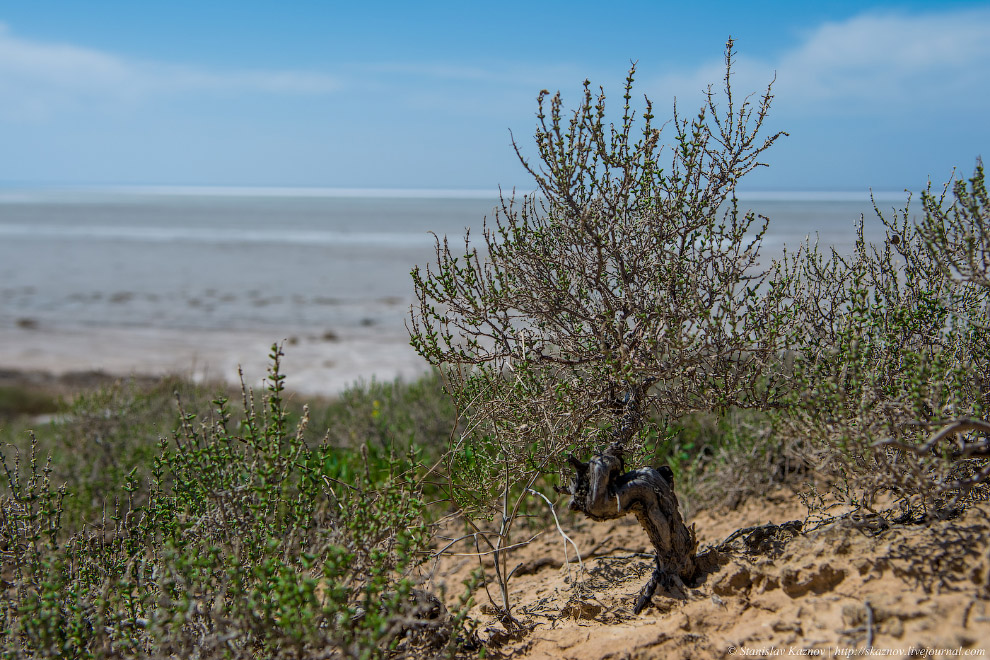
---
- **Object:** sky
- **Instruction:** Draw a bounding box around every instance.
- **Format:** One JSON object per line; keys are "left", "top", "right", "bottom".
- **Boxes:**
{"left": 0, "top": 1, "right": 987, "bottom": 193}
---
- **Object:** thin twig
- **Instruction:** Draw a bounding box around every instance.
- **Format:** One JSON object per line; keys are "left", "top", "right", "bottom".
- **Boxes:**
{"left": 527, "top": 488, "right": 584, "bottom": 574}
{"left": 439, "top": 532, "right": 544, "bottom": 558}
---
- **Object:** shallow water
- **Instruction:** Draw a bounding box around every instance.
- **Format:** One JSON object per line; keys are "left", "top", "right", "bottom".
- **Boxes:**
{"left": 0, "top": 188, "right": 903, "bottom": 335}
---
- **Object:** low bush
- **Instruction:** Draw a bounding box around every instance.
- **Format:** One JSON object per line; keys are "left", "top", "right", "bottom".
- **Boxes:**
{"left": 0, "top": 346, "right": 469, "bottom": 659}
{"left": 314, "top": 370, "right": 457, "bottom": 458}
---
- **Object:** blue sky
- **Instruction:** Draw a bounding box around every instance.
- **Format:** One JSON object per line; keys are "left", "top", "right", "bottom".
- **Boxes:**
{"left": 0, "top": 1, "right": 987, "bottom": 192}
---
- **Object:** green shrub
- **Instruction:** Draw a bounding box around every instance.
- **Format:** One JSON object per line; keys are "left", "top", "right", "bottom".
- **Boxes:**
{"left": 0, "top": 374, "right": 220, "bottom": 533}
{"left": 314, "top": 371, "right": 457, "bottom": 459}
{"left": 781, "top": 165, "right": 990, "bottom": 518}
{"left": 0, "top": 346, "right": 467, "bottom": 659}
{"left": 0, "top": 386, "right": 58, "bottom": 419}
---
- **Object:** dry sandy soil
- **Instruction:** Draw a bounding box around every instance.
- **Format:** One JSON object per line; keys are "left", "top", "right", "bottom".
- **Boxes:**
{"left": 426, "top": 488, "right": 990, "bottom": 659}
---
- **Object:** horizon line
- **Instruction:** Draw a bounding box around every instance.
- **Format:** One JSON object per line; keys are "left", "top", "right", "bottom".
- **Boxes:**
{"left": 0, "top": 183, "right": 916, "bottom": 203}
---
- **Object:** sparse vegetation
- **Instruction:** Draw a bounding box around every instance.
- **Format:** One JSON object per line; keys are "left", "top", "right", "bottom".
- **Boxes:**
{"left": 409, "top": 39, "right": 793, "bottom": 618}
{"left": 0, "top": 348, "right": 472, "bottom": 659}
{"left": 409, "top": 38, "right": 989, "bottom": 617}
{"left": 781, "top": 163, "right": 990, "bottom": 519}
{"left": 1, "top": 40, "right": 987, "bottom": 658}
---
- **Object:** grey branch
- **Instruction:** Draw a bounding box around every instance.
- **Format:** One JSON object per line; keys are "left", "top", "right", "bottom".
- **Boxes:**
{"left": 557, "top": 443, "right": 698, "bottom": 614}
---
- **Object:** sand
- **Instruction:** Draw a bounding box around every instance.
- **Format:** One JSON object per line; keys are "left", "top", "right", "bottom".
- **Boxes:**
{"left": 426, "top": 489, "right": 990, "bottom": 659}
{"left": 0, "top": 323, "right": 429, "bottom": 396}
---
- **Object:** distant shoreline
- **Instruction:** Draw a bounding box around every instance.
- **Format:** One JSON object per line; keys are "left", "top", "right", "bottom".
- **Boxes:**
{"left": 0, "top": 323, "right": 428, "bottom": 397}
{"left": 0, "top": 183, "right": 912, "bottom": 204}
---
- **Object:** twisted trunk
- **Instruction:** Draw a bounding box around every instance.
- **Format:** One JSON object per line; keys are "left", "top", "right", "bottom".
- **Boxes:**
{"left": 557, "top": 381, "right": 698, "bottom": 613}
{"left": 560, "top": 444, "right": 697, "bottom": 613}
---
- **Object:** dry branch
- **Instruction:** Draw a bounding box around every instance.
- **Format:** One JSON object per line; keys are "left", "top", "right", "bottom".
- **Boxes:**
{"left": 875, "top": 418, "right": 990, "bottom": 459}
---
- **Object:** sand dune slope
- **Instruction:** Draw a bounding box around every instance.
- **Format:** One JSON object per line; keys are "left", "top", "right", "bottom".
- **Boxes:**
{"left": 429, "top": 490, "right": 990, "bottom": 659}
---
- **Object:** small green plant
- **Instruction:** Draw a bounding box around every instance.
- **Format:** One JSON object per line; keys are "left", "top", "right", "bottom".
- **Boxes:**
{"left": 0, "top": 374, "right": 214, "bottom": 532}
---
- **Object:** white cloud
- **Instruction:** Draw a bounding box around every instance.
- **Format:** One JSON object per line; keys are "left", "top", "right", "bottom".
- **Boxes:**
{"left": 647, "top": 8, "right": 990, "bottom": 117}
{"left": 361, "top": 62, "right": 499, "bottom": 82}
{"left": 777, "top": 9, "right": 990, "bottom": 112}
{"left": 0, "top": 23, "right": 339, "bottom": 121}
{"left": 0, "top": 23, "right": 134, "bottom": 118}
{"left": 150, "top": 67, "right": 340, "bottom": 95}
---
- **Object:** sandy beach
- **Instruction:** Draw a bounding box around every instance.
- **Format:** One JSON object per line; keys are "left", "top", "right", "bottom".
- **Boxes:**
{"left": 0, "top": 322, "right": 428, "bottom": 397}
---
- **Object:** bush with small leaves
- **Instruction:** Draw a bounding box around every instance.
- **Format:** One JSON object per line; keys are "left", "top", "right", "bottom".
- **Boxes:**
{"left": 0, "top": 346, "right": 470, "bottom": 659}
{"left": 409, "top": 39, "right": 789, "bottom": 616}
{"left": 781, "top": 164, "right": 990, "bottom": 518}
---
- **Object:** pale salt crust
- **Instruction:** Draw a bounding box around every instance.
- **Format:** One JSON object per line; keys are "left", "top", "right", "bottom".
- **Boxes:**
{"left": 0, "top": 325, "right": 429, "bottom": 397}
